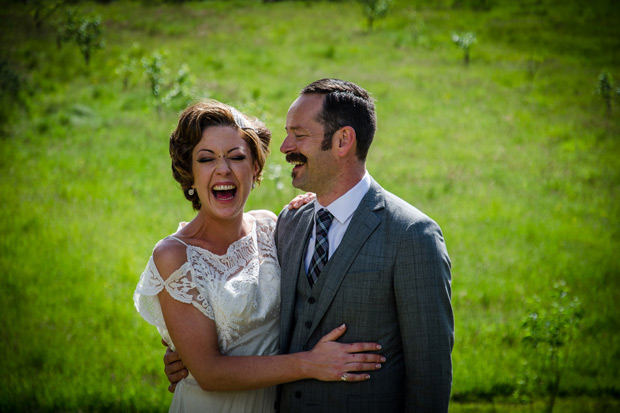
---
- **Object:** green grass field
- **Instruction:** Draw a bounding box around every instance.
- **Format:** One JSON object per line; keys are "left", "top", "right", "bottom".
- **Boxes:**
{"left": 1, "top": 0, "right": 619, "bottom": 411}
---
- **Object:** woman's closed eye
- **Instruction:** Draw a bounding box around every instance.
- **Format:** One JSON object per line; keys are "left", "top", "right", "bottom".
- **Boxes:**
{"left": 197, "top": 155, "right": 246, "bottom": 163}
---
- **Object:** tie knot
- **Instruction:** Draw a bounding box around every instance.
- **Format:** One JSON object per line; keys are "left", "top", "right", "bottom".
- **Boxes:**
{"left": 316, "top": 208, "right": 334, "bottom": 230}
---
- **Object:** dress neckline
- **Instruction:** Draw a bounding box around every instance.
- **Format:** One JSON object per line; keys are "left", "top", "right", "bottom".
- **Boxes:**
{"left": 169, "top": 215, "right": 257, "bottom": 258}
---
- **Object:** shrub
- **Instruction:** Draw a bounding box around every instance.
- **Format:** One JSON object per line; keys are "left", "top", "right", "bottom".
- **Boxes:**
{"left": 520, "top": 281, "right": 584, "bottom": 413}
{"left": 142, "top": 51, "right": 167, "bottom": 98}
{"left": 451, "top": 32, "right": 476, "bottom": 66}
{"left": 161, "top": 64, "right": 195, "bottom": 109}
{"left": 28, "top": 0, "right": 64, "bottom": 31}
{"left": 75, "top": 15, "right": 105, "bottom": 66}
{"left": 55, "top": 8, "right": 104, "bottom": 66}
{"left": 56, "top": 7, "right": 79, "bottom": 49}
{"left": 359, "top": 0, "right": 393, "bottom": 31}
{"left": 596, "top": 71, "right": 614, "bottom": 117}
{"left": 116, "top": 43, "right": 144, "bottom": 90}
{"left": 0, "top": 59, "right": 22, "bottom": 127}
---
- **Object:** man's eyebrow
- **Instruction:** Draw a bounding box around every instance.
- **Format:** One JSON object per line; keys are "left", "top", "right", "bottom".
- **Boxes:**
{"left": 285, "top": 126, "right": 307, "bottom": 132}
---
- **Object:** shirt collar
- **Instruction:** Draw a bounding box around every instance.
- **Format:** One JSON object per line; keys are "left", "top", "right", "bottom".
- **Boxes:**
{"left": 314, "top": 171, "right": 371, "bottom": 224}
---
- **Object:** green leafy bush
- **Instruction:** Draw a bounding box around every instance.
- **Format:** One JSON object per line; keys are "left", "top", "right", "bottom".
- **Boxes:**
{"left": 75, "top": 15, "right": 105, "bottom": 66}
{"left": 142, "top": 51, "right": 167, "bottom": 98}
{"left": 359, "top": 0, "right": 393, "bottom": 30}
{"left": 451, "top": 32, "right": 476, "bottom": 66}
{"left": 520, "top": 281, "right": 584, "bottom": 413}
{"left": 596, "top": 71, "right": 614, "bottom": 117}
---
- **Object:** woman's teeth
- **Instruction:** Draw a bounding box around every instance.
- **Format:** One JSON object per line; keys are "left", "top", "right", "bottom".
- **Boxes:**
{"left": 212, "top": 184, "right": 237, "bottom": 200}
{"left": 213, "top": 184, "right": 236, "bottom": 191}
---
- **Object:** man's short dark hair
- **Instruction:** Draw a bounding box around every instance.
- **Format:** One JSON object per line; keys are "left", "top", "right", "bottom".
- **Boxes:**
{"left": 301, "top": 78, "right": 376, "bottom": 161}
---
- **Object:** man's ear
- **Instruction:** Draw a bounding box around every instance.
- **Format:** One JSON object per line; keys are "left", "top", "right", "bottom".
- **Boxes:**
{"left": 336, "top": 126, "right": 356, "bottom": 157}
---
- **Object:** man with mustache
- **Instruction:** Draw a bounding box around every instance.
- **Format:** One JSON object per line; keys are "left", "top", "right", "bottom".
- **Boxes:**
{"left": 166, "top": 79, "right": 454, "bottom": 412}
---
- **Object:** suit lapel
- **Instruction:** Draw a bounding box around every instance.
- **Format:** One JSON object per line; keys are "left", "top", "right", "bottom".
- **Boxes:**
{"left": 308, "top": 180, "right": 385, "bottom": 339}
{"left": 279, "top": 206, "right": 314, "bottom": 352}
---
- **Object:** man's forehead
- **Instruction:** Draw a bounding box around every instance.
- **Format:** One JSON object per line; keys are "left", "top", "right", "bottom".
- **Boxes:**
{"left": 285, "top": 123, "right": 312, "bottom": 133}
{"left": 287, "top": 94, "right": 322, "bottom": 120}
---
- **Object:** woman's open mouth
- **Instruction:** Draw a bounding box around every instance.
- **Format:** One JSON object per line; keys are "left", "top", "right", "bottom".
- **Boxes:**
{"left": 212, "top": 184, "right": 237, "bottom": 201}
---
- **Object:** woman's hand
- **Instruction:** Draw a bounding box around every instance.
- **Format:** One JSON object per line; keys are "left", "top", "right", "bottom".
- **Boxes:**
{"left": 301, "top": 324, "right": 385, "bottom": 382}
{"left": 287, "top": 192, "right": 316, "bottom": 210}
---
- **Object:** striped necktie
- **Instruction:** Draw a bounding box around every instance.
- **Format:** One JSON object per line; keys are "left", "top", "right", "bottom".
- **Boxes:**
{"left": 307, "top": 208, "right": 334, "bottom": 286}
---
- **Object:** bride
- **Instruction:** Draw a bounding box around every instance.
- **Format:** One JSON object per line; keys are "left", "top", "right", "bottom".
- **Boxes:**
{"left": 134, "top": 100, "right": 384, "bottom": 412}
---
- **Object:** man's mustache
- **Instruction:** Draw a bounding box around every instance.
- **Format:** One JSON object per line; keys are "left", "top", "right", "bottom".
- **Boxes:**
{"left": 285, "top": 153, "right": 308, "bottom": 164}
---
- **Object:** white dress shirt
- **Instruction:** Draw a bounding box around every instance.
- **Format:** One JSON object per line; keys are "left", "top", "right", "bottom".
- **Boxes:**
{"left": 304, "top": 172, "right": 371, "bottom": 272}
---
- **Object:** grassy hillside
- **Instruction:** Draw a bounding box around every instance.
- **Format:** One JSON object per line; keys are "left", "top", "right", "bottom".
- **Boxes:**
{"left": 1, "top": 0, "right": 619, "bottom": 411}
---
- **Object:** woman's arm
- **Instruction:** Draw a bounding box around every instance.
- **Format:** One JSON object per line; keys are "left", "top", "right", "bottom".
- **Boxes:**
{"left": 161, "top": 291, "right": 383, "bottom": 391}
{"left": 155, "top": 240, "right": 384, "bottom": 393}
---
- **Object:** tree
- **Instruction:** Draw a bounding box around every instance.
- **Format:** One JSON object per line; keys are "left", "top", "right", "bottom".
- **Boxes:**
{"left": 521, "top": 281, "right": 583, "bottom": 413}
{"left": 142, "top": 51, "right": 166, "bottom": 98}
{"left": 28, "top": 0, "right": 64, "bottom": 31}
{"left": 75, "top": 15, "right": 104, "bottom": 66}
{"left": 596, "top": 71, "right": 614, "bottom": 117}
{"left": 359, "top": 0, "right": 393, "bottom": 31}
{"left": 56, "top": 7, "right": 79, "bottom": 49}
{"left": 451, "top": 32, "right": 476, "bottom": 66}
{"left": 55, "top": 8, "right": 105, "bottom": 66}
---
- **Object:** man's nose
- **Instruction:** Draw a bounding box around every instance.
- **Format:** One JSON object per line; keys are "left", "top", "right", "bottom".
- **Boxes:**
{"left": 280, "top": 135, "right": 293, "bottom": 154}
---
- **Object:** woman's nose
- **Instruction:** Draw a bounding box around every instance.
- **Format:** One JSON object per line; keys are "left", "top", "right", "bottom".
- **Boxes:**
{"left": 214, "top": 157, "right": 231, "bottom": 173}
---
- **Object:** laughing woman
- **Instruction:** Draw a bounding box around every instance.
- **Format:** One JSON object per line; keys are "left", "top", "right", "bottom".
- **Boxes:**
{"left": 133, "top": 100, "right": 383, "bottom": 412}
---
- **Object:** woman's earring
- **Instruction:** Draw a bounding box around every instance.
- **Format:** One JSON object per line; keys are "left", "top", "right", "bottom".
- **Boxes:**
{"left": 252, "top": 182, "right": 256, "bottom": 189}
{"left": 188, "top": 188, "right": 195, "bottom": 196}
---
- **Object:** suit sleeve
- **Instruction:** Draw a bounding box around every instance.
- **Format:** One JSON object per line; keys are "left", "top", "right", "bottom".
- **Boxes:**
{"left": 394, "top": 218, "right": 454, "bottom": 412}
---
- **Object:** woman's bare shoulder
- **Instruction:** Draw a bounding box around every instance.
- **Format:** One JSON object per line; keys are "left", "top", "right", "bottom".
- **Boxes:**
{"left": 152, "top": 237, "right": 188, "bottom": 280}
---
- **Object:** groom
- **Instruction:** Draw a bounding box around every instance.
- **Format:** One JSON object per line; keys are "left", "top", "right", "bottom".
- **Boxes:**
{"left": 274, "top": 78, "right": 453, "bottom": 411}
{"left": 166, "top": 78, "right": 454, "bottom": 411}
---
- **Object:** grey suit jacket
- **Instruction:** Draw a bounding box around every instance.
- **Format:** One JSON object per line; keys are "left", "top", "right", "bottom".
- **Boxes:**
{"left": 274, "top": 179, "right": 454, "bottom": 412}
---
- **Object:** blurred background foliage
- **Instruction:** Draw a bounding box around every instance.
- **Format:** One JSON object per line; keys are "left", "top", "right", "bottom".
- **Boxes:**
{"left": 1, "top": 0, "right": 619, "bottom": 411}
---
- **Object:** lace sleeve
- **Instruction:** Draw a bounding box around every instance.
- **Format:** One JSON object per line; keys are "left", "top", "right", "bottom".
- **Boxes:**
{"left": 133, "top": 256, "right": 166, "bottom": 328}
{"left": 134, "top": 254, "right": 215, "bottom": 350}
{"left": 133, "top": 256, "right": 177, "bottom": 348}
{"left": 164, "top": 253, "right": 215, "bottom": 321}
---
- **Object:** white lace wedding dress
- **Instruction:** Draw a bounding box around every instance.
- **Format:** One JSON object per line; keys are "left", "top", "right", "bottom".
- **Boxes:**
{"left": 134, "top": 215, "right": 281, "bottom": 412}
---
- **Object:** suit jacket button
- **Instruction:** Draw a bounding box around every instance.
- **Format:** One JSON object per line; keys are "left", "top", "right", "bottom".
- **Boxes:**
{"left": 305, "top": 320, "right": 312, "bottom": 328}
{"left": 308, "top": 297, "right": 316, "bottom": 304}
{"left": 295, "top": 391, "right": 302, "bottom": 399}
